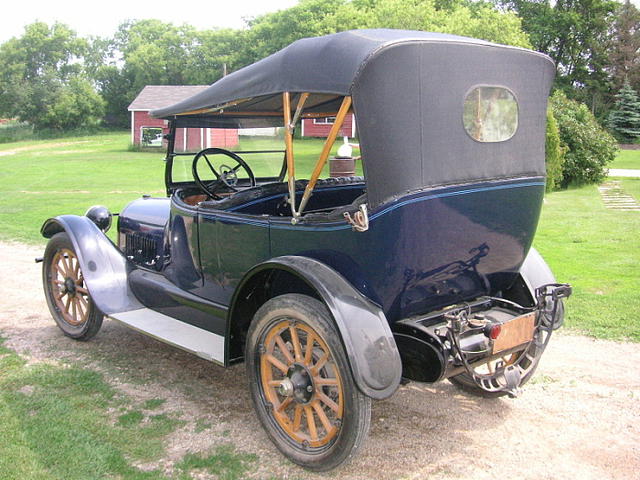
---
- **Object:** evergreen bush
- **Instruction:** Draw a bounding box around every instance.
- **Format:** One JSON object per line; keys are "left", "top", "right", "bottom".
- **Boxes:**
{"left": 608, "top": 80, "right": 640, "bottom": 142}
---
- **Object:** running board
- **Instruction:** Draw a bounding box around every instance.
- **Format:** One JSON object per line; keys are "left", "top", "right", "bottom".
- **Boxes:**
{"left": 109, "top": 308, "right": 225, "bottom": 365}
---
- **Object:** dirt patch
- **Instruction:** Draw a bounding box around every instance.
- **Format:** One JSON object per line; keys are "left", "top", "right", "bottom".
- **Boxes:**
{"left": 1, "top": 241, "right": 638, "bottom": 479}
{"left": 0, "top": 141, "right": 89, "bottom": 157}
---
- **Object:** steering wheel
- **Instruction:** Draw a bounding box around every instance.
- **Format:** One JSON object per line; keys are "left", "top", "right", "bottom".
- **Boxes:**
{"left": 192, "top": 148, "right": 256, "bottom": 199}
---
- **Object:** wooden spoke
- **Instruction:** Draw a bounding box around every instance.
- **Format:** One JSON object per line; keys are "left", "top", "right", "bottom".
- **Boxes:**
{"left": 61, "top": 254, "right": 73, "bottom": 277}
{"left": 315, "top": 377, "right": 339, "bottom": 386}
{"left": 64, "top": 296, "right": 72, "bottom": 313}
{"left": 77, "top": 294, "right": 88, "bottom": 308}
{"left": 289, "top": 325, "right": 303, "bottom": 362}
{"left": 304, "top": 332, "right": 316, "bottom": 365}
{"left": 75, "top": 286, "right": 89, "bottom": 295}
{"left": 53, "top": 263, "right": 65, "bottom": 278}
{"left": 292, "top": 405, "right": 303, "bottom": 432}
{"left": 316, "top": 391, "right": 340, "bottom": 414}
{"left": 304, "top": 405, "right": 318, "bottom": 441}
{"left": 312, "top": 400, "right": 334, "bottom": 434}
{"left": 312, "top": 352, "right": 329, "bottom": 374}
{"left": 76, "top": 297, "right": 86, "bottom": 318}
{"left": 274, "top": 335, "right": 295, "bottom": 364}
{"left": 264, "top": 354, "right": 289, "bottom": 374}
{"left": 277, "top": 396, "right": 293, "bottom": 413}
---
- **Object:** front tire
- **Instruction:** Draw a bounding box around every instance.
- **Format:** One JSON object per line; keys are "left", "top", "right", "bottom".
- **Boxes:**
{"left": 245, "top": 294, "right": 371, "bottom": 471}
{"left": 43, "top": 232, "right": 103, "bottom": 340}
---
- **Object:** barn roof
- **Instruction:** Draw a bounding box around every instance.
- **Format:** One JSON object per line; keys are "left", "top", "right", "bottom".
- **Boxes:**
{"left": 128, "top": 85, "right": 209, "bottom": 111}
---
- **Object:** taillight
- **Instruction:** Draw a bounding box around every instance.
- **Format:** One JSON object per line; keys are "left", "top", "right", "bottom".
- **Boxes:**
{"left": 484, "top": 324, "right": 502, "bottom": 340}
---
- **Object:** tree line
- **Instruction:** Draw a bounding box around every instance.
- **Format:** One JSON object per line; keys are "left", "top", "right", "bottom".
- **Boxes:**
{"left": 2, "top": 0, "right": 637, "bottom": 128}
{"left": 0, "top": 0, "right": 550, "bottom": 130}
{"left": 0, "top": 0, "right": 632, "bottom": 185}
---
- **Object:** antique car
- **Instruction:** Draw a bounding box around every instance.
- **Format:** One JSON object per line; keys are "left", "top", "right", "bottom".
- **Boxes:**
{"left": 40, "top": 29, "right": 571, "bottom": 470}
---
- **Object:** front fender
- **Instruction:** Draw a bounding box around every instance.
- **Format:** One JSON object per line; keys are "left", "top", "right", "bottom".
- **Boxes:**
{"left": 41, "top": 215, "right": 142, "bottom": 315}
{"left": 235, "top": 256, "right": 402, "bottom": 400}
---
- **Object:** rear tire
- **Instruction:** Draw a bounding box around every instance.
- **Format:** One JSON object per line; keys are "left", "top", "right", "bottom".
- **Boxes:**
{"left": 43, "top": 232, "right": 103, "bottom": 340}
{"left": 245, "top": 294, "right": 371, "bottom": 471}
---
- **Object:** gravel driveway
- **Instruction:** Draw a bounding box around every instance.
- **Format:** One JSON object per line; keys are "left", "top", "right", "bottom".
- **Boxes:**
{"left": 1, "top": 241, "right": 638, "bottom": 479}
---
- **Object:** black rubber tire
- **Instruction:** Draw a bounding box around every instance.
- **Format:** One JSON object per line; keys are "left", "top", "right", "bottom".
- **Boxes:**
{"left": 43, "top": 232, "right": 103, "bottom": 340}
{"left": 245, "top": 294, "right": 371, "bottom": 471}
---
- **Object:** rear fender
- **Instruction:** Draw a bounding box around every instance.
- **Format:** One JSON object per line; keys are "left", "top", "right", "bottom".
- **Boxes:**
{"left": 233, "top": 256, "right": 402, "bottom": 400}
{"left": 41, "top": 215, "right": 142, "bottom": 315}
{"left": 520, "top": 248, "right": 557, "bottom": 300}
{"left": 518, "top": 247, "right": 565, "bottom": 326}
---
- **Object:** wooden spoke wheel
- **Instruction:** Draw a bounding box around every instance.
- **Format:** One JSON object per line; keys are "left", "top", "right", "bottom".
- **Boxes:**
{"left": 50, "top": 248, "right": 89, "bottom": 327}
{"left": 43, "top": 232, "right": 103, "bottom": 340}
{"left": 246, "top": 294, "right": 370, "bottom": 471}
{"left": 260, "top": 319, "right": 344, "bottom": 448}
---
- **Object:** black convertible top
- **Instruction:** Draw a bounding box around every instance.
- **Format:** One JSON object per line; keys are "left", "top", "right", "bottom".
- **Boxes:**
{"left": 154, "top": 29, "right": 555, "bottom": 209}
{"left": 151, "top": 29, "right": 534, "bottom": 119}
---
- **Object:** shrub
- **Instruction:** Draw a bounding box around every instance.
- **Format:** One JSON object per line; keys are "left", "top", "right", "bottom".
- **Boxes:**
{"left": 545, "top": 107, "right": 565, "bottom": 191}
{"left": 0, "top": 121, "right": 34, "bottom": 143}
{"left": 550, "top": 91, "right": 618, "bottom": 187}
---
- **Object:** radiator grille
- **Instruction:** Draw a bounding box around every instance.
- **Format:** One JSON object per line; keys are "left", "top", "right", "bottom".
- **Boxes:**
{"left": 124, "top": 233, "right": 158, "bottom": 265}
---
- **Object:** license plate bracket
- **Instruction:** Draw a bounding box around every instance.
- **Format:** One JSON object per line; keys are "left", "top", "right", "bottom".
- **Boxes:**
{"left": 493, "top": 312, "right": 536, "bottom": 353}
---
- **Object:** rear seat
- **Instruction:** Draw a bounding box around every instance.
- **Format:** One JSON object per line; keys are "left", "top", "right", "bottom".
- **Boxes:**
{"left": 200, "top": 176, "right": 365, "bottom": 211}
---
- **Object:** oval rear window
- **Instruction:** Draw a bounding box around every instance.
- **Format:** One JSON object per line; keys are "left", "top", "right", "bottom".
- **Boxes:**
{"left": 463, "top": 87, "right": 518, "bottom": 142}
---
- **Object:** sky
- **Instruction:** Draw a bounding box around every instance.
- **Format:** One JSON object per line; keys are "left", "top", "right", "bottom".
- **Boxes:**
{"left": 0, "top": 0, "right": 300, "bottom": 43}
{"left": 3, "top": 0, "right": 640, "bottom": 45}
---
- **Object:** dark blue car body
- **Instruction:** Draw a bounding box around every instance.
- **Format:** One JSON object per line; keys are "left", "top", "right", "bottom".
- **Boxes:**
{"left": 41, "top": 29, "right": 570, "bottom": 470}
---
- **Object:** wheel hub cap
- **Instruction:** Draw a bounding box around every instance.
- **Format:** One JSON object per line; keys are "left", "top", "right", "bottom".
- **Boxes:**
{"left": 64, "top": 277, "right": 76, "bottom": 296}
{"left": 286, "top": 363, "right": 314, "bottom": 404}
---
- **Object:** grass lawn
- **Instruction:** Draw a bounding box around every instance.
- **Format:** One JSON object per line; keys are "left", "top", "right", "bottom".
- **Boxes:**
{"left": 0, "top": 132, "right": 637, "bottom": 341}
{"left": 0, "top": 132, "right": 638, "bottom": 477}
{"left": 621, "top": 177, "right": 640, "bottom": 201}
{"left": 0, "top": 132, "right": 345, "bottom": 244}
{"left": 534, "top": 180, "right": 640, "bottom": 341}
{"left": 611, "top": 148, "right": 640, "bottom": 169}
{"left": 0, "top": 336, "right": 256, "bottom": 480}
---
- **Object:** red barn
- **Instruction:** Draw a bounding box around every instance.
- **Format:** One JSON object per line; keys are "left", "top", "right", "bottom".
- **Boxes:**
{"left": 127, "top": 86, "right": 239, "bottom": 150}
{"left": 301, "top": 113, "right": 356, "bottom": 138}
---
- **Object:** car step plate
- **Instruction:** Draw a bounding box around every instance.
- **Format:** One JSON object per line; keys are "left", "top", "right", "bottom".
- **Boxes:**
{"left": 493, "top": 311, "right": 536, "bottom": 353}
{"left": 110, "top": 308, "right": 225, "bottom": 364}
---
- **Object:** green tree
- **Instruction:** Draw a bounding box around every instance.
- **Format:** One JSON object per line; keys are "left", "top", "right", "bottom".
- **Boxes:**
{"left": 241, "top": 0, "right": 532, "bottom": 66}
{"left": 241, "top": 0, "right": 347, "bottom": 64}
{"left": 550, "top": 91, "right": 618, "bottom": 187}
{"left": 606, "top": 0, "right": 640, "bottom": 94}
{"left": 97, "top": 20, "right": 245, "bottom": 127}
{"left": 545, "top": 107, "right": 565, "bottom": 191}
{"left": 0, "top": 22, "right": 103, "bottom": 130}
{"left": 186, "top": 29, "right": 246, "bottom": 85}
{"left": 608, "top": 79, "right": 640, "bottom": 142}
{"left": 113, "top": 20, "right": 197, "bottom": 87}
{"left": 496, "top": 0, "right": 618, "bottom": 115}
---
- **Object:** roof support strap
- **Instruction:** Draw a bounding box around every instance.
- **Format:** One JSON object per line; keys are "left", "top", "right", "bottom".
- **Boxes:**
{"left": 284, "top": 92, "right": 311, "bottom": 217}
{"left": 295, "top": 96, "right": 352, "bottom": 217}
{"left": 283, "top": 92, "right": 297, "bottom": 216}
